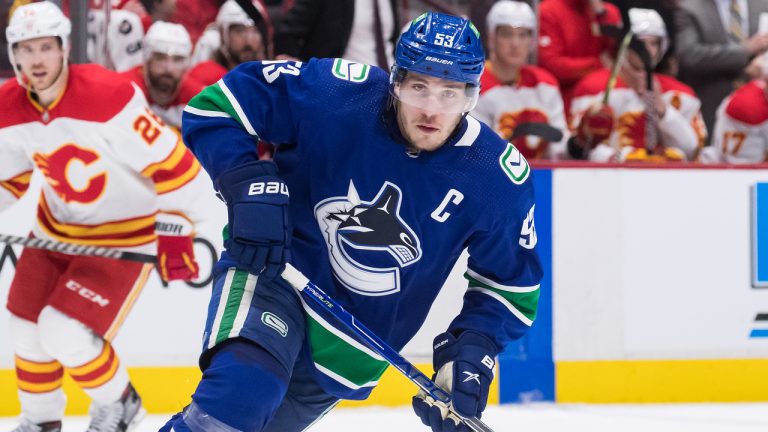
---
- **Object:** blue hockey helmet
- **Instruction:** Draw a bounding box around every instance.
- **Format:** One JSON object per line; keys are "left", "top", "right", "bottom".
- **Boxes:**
{"left": 391, "top": 12, "right": 485, "bottom": 113}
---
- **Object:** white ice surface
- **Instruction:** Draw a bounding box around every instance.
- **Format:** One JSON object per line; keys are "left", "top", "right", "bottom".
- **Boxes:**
{"left": 2, "top": 403, "right": 767, "bottom": 432}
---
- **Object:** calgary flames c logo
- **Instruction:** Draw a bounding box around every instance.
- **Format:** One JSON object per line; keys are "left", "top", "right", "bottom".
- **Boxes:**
{"left": 33, "top": 144, "right": 107, "bottom": 204}
{"left": 498, "top": 109, "right": 551, "bottom": 159}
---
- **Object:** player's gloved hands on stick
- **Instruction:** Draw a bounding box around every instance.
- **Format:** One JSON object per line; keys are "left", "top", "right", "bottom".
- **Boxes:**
{"left": 577, "top": 103, "right": 614, "bottom": 149}
{"left": 215, "top": 160, "right": 291, "bottom": 279}
{"left": 412, "top": 331, "right": 497, "bottom": 432}
{"left": 156, "top": 213, "right": 199, "bottom": 282}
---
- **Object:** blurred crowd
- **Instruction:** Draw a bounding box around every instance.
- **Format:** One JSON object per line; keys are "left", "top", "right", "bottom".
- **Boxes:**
{"left": 2, "top": 0, "right": 768, "bottom": 164}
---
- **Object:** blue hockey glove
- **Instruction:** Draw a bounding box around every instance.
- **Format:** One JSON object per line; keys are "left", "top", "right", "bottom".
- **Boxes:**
{"left": 215, "top": 160, "right": 291, "bottom": 279}
{"left": 412, "top": 331, "right": 497, "bottom": 431}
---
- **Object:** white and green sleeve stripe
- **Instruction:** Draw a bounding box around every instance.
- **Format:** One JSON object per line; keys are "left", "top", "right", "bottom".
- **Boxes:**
{"left": 184, "top": 80, "right": 258, "bottom": 136}
{"left": 465, "top": 268, "right": 540, "bottom": 326}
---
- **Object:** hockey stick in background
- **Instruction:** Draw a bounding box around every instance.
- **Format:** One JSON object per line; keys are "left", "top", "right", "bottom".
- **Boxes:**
{"left": 233, "top": 0, "right": 273, "bottom": 58}
{"left": 510, "top": 122, "right": 564, "bottom": 142}
{"left": 0, "top": 233, "right": 157, "bottom": 263}
{"left": 281, "top": 264, "right": 495, "bottom": 432}
{"left": 602, "top": 30, "right": 634, "bottom": 105}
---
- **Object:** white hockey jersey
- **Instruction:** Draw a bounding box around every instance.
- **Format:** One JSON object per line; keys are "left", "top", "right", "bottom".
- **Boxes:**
{"left": 570, "top": 69, "right": 707, "bottom": 162}
{"left": 87, "top": 9, "right": 144, "bottom": 72}
{"left": 473, "top": 63, "right": 568, "bottom": 160}
{"left": 702, "top": 80, "right": 768, "bottom": 164}
{"left": 0, "top": 64, "right": 204, "bottom": 252}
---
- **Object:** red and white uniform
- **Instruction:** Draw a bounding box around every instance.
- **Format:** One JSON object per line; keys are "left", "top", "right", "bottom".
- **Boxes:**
{"left": 570, "top": 68, "right": 707, "bottom": 162}
{"left": 119, "top": 65, "right": 205, "bottom": 128}
{"left": 703, "top": 80, "right": 768, "bottom": 164}
{"left": 86, "top": 9, "right": 144, "bottom": 72}
{"left": 538, "top": 0, "right": 622, "bottom": 110}
{"left": 4, "top": 3, "right": 203, "bottom": 424}
{"left": 473, "top": 62, "right": 568, "bottom": 160}
{"left": 188, "top": 59, "right": 229, "bottom": 87}
{"left": 0, "top": 64, "right": 203, "bottom": 252}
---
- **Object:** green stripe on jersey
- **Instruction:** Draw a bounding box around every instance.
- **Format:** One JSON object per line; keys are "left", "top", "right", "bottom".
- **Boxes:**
{"left": 215, "top": 270, "right": 250, "bottom": 345}
{"left": 187, "top": 83, "right": 241, "bottom": 125}
{"left": 306, "top": 313, "right": 389, "bottom": 388}
{"left": 465, "top": 273, "right": 540, "bottom": 322}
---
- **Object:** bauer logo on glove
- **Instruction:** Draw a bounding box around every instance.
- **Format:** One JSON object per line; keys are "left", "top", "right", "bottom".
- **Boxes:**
{"left": 215, "top": 160, "right": 292, "bottom": 280}
{"left": 412, "top": 331, "right": 498, "bottom": 431}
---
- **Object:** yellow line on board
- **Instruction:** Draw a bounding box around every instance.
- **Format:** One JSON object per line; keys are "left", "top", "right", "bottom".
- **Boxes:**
{"left": 557, "top": 359, "right": 768, "bottom": 403}
{"left": 4, "top": 359, "right": 767, "bottom": 416}
{"left": 0, "top": 364, "right": 499, "bottom": 416}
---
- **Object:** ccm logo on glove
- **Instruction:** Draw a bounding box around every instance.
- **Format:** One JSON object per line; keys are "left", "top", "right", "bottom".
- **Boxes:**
{"left": 248, "top": 181, "right": 289, "bottom": 196}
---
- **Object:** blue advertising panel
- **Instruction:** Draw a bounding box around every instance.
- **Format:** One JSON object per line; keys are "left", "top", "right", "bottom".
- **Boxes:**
{"left": 498, "top": 168, "right": 554, "bottom": 402}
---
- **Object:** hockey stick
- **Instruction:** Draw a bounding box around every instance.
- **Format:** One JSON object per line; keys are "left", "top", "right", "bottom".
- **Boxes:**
{"left": 233, "top": 0, "right": 273, "bottom": 58}
{"left": 510, "top": 122, "right": 564, "bottom": 142}
{"left": 0, "top": 233, "right": 157, "bottom": 263}
{"left": 281, "top": 264, "right": 495, "bottom": 432}
{"left": 602, "top": 30, "right": 634, "bottom": 105}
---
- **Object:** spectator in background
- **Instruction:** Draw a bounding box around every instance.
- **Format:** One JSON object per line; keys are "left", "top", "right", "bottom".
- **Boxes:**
{"left": 190, "top": 0, "right": 273, "bottom": 67}
{"left": 473, "top": 0, "right": 568, "bottom": 160}
{"left": 1, "top": 0, "right": 14, "bottom": 75}
{"left": 187, "top": 0, "right": 269, "bottom": 86}
{"left": 701, "top": 54, "right": 768, "bottom": 163}
{"left": 274, "top": 0, "right": 400, "bottom": 70}
{"left": 469, "top": 0, "right": 501, "bottom": 55}
{"left": 538, "top": 0, "right": 622, "bottom": 111}
{"left": 188, "top": 0, "right": 274, "bottom": 160}
{"left": 57, "top": 0, "right": 145, "bottom": 71}
{"left": 120, "top": 21, "right": 203, "bottom": 129}
{"left": 120, "top": 0, "right": 177, "bottom": 31}
{"left": 171, "top": 0, "right": 226, "bottom": 43}
{"left": 676, "top": 0, "right": 768, "bottom": 144}
{"left": 86, "top": 6, "right": 145, "bottom": 72}
{"left": 568, "top": 8, "right": 705, "bottom": 162}
{"left": 609, "top": 0, "right": 681, "bottom": 76}
{"left": 121, "top": 0, "right": 227, "bottom": 43}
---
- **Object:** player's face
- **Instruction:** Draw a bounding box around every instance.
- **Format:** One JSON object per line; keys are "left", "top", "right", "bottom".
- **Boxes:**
{"left": 492, "top": 26, "right": 532, "bottom": 69}
{"left": 154, "top": 0, "right": 177, "bottom": 21}
{"left": 226, "top": 24, "right": 265, "bottom": 65}
{"left": 396, "top": 73, "right": 465, "bottom": 152}
{"left": 13, "top": 36, "right": 65, "bottom": 91}
{"left": 146, "top": 52, "right": 187, "bottom": 95}
{"left": 621, "top": 50, "right": 650, "bottom": 92}
{"left": 640, "top": 36, "right": 662, "bottom": 65}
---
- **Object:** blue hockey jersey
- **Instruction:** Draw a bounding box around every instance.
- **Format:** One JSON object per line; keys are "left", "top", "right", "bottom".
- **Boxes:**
{"left": 182, "top": 58, "right": 543, "bottom": 400}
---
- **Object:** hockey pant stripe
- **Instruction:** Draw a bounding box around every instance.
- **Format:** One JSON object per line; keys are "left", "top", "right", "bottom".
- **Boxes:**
{"left": 207, "top": 269, "right": 257, "bottom": 349}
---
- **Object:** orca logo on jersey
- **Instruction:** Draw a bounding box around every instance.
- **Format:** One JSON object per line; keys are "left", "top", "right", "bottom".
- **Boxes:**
{"left": 315, "top": 181, "right": 422, "bottom": 296}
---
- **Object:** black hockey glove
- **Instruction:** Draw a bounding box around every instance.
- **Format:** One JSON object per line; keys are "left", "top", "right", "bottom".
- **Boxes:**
{"left": 215, "top": 160, "right": 291, "bottom": 279}
{"left": 412, "top": 331, "right": 497, "bottom": 431}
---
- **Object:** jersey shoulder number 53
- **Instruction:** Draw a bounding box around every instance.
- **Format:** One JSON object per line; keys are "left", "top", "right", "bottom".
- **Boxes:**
{"left": 262, "top": 60, "right": 303, "bottom": 84}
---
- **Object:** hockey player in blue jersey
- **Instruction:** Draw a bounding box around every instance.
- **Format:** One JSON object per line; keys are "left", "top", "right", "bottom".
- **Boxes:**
{"left": 163, "top": 11, "right": 542, "bottom": 432}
